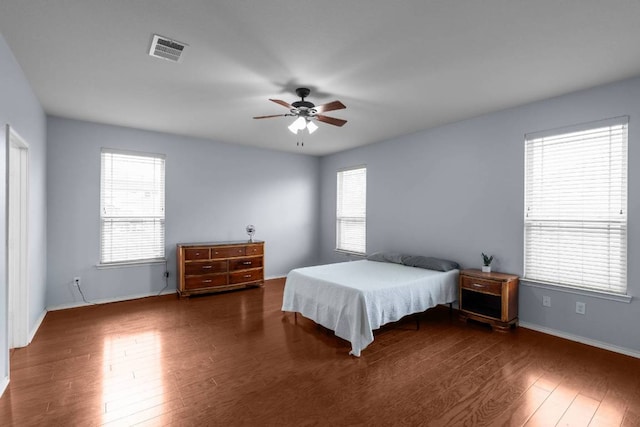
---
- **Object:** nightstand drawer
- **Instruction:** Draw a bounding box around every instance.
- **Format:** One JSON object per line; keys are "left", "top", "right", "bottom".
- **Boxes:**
{"left": 460, "top": 276, "right": 502, "bottom": 295}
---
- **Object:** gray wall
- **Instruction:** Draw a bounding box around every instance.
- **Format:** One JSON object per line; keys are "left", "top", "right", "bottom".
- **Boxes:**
{"left": 0, "top": 34, "right": 48, "bottom": 390}
{"left": 46, "top": 117, "right": 320, "bottom": 307}
{"left": 319, "top": 76, "right": 640, "bottom": 354}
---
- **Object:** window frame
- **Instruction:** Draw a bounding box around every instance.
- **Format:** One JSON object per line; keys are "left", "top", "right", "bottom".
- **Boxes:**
{"left": 99, "top": 148, "right": 166, "bottom": 267}
{"left": 523, "top": 116, "right": 628, "bottom": 296}
{"left": 335, "top": 165, "right": 367, "bottom": 255}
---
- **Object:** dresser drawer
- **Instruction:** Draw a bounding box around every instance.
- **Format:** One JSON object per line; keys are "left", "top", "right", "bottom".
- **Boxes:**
{"left": 245, "top": 244, "right": 263, "bottom": 256}
{"left": 211, "top": 246, "right": 246, "bottom": 258}
{"left": 184, "top": 274, "right": 227, "bottom": 290}
{"left": 228, "top": 257, "right": 263, "bottom": 271}
{"left": 185, "top": 261, "right": 227, "bottom": 275}
{"left": 229, "top": 269, "right": 263, "bottom": 284}
{"left": 184, "top": 248, "right": 210, "bottom": 260}
{"left": 460, "top": 276, "right": 502, "bottom": 295}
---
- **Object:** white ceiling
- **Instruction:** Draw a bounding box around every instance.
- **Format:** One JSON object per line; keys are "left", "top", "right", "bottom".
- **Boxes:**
{"left": 1, "top": 1, "right": 640, "bottom": 156}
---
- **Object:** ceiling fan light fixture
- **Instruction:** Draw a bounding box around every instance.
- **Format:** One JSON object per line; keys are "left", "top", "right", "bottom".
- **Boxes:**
{"left": 288, "top": 117, "right": 306, "bottom": 134}
{"left": 306, "top": 120, "right": 318, "bottom": 134}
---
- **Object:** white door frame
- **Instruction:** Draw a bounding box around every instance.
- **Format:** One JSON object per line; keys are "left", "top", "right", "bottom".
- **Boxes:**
{"left": 6, "top": 125, "right": 29, "bottom": 349}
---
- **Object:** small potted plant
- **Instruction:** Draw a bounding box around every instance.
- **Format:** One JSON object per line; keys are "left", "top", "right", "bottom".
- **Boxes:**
{"left": 481, "top": 253, "right": 493, "bottom": 273}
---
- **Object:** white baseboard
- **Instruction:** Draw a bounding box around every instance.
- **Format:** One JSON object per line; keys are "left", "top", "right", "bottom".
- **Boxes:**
{"left": 28, "top": 309, "right": 47, "bottom": 344}
{"left": 265, "top": 275, "right": 286, "bottom": 281}
{"left": 0, "top": 376, "right": 8, "bottom": 398}
{"left": 47, "top": 289, "right": 177, "bottom": 312}
{"left": 520, "top": 321, "right": 640, "bottom": 359}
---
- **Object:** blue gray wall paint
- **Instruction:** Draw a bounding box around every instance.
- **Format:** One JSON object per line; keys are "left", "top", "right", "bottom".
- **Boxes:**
{"left": 319, "top": 76, "right": 640, "bottom": 354}
{"left": 46, "top": 117, "right": 320, "bottom": 307}
{"left": 0, "top": 33, "right": 48, "bottom": 392}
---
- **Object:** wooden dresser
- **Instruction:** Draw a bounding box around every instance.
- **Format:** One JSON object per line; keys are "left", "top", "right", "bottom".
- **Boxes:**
{"left": 176, "top": 240, "right": 264, "bottom": 297}
{"left": 458, "top": 269, "right": 519, "bottom": 331}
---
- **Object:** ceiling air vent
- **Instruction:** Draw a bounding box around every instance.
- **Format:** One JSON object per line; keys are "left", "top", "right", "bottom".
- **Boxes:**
{"left": 148, "top": 34, "right": 188, "bottom": 63}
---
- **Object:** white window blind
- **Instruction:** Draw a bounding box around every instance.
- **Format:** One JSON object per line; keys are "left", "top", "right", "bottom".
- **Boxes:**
{"left": 100, "top": 149, "right": 166, "bottom": 264}
{"left": 336, "top": 166, "right": 367, "bottom": 254}
{"left": 524, "top": 117, "right": 628, "bottom": 294}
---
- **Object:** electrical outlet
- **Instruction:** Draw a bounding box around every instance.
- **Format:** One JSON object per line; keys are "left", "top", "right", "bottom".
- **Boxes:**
{"left": 576, "top": 301, "right": 586, "bottom": 315}
{"left": 73, "top": 276, "right": 81, "bottom": 287}
{"left": 542, "top": 295, "right": 551, "bottom": 307}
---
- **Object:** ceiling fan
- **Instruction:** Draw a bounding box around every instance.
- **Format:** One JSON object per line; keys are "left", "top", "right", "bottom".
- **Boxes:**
{"left": 253, "top": 87, "right": 347, "bottom": 134}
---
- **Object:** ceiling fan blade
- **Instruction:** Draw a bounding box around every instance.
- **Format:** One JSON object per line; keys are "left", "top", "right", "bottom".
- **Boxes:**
{"left": 269, "top": 99, "right": 293, "bottom": 109}
{"left": 316, "top": 115, "right": 347, "bottom": 127}
{"left": 314, "top": 100, "right": 346, "bottom": 113}
{"left": 253, "top": 114, "right": 287, "bottom": 119}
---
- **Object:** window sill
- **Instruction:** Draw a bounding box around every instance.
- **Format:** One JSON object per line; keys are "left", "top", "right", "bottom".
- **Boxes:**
{"left": 96, "top": 259, "right": 166, "bottom": 269}
{"left": 521, "top": 279, "right": 632, "bottom": 303}
{"left": 334, "top": 249, "right": 366, "bottom": 257}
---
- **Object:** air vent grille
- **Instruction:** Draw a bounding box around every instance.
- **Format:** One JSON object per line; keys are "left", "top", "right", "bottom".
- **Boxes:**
{"left": 149, "top": 34, "right": 187, "bottom": 63}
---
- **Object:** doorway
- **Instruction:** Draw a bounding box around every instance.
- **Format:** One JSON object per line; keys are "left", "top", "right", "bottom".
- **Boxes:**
{"left": 6, "top": 125, "right": 29, "bottom": 349}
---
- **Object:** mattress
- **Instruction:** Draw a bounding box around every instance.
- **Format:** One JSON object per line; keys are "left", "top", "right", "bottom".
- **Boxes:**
{"left": 281, "top": 260, "right": 458, "bottom": 356}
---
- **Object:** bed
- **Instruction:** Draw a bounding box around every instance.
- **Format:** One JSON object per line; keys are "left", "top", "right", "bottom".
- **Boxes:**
{"left": 281, "top": 256, "right": 459, "bottom": 356}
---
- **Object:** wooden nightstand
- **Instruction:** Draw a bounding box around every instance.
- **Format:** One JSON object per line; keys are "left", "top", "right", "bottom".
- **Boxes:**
{"left": 459, "top": 269, "right": 519, "bottom": 331}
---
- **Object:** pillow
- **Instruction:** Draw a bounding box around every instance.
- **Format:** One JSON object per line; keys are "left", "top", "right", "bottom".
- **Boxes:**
{"left": 366, "top": 251, "right": 405, "bottom": 264}
{"left": 402, "top": 255, "right": 459, "bottom": 272}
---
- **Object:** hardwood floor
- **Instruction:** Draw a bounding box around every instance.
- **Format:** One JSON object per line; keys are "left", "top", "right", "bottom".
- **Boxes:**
{"left": 1, "top": 278, "right": 639, "bottom": 426}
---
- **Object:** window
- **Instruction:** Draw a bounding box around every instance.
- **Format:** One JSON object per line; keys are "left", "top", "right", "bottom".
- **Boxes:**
{"left": 336, "top": 166, "right": 367, "bottom": 254}
{"left": 100, "top": 149, "right": 165, "bottom": 264}
{"left": 524, "top": 117, "right": 628, "bottom": 294}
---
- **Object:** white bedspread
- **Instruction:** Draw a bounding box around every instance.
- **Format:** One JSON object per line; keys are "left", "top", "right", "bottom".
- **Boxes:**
{"left": 281, "top": 260, "right": 458, "bottom": 356}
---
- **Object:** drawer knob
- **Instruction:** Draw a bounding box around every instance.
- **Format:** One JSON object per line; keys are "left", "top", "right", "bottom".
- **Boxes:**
{"left": 203, "top": 279, "right": 212, "bottom": 283}
{"left": 202, "top": 265, "right": 212, "bottom": 269}
{"left": 244, "top": 274, "right": 251, "bottom": 278}
{"left": 243, "top": 261, "right": 252, "bottom": 265}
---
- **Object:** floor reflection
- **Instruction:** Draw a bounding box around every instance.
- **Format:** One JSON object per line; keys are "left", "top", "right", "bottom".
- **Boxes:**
{"left": 101, "top": 331, "right": 164, "bottom": 424}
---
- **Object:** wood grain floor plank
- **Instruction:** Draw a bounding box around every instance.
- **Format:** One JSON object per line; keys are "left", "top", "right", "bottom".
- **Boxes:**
{"left": 493, "top": 383, "right": 552, "bottom": 427}
{"left": 558, "top": 393, "right": 600, "bottom": 426}
{"left": 525, "top": 383, "right": 580, "bottom": 427}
